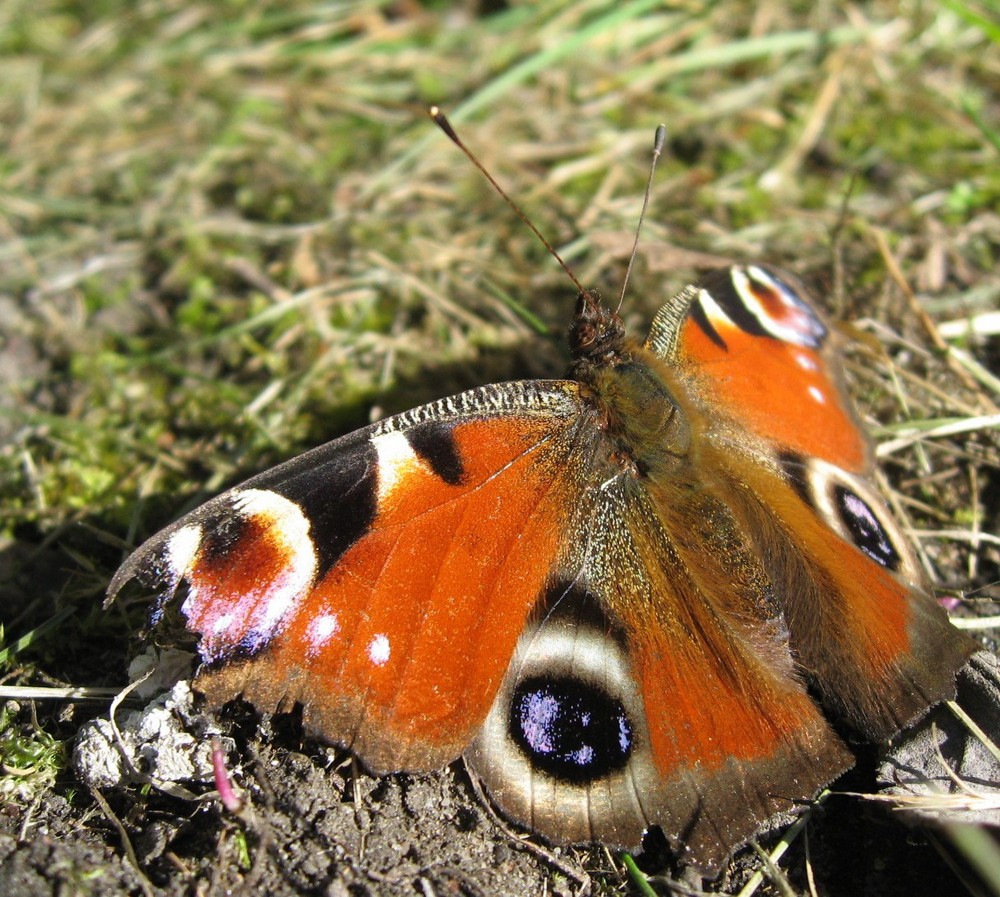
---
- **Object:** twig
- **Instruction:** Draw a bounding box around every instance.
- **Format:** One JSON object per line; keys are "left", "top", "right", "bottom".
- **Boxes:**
{"left": 88, "top": 785, "right": 157, "bottom": 897}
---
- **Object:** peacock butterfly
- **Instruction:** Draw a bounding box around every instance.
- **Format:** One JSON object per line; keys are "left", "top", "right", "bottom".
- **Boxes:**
{"left": 106, "top": 114, "right": 976, "bottom": 876}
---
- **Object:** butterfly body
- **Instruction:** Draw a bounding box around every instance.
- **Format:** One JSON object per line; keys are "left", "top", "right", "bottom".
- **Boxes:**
{"left": 109, "top": 264, "right": 974, "bottom": 874}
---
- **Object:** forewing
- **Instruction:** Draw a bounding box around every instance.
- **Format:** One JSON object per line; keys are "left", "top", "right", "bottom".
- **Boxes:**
{"left": 663, "top": 264, "right": 870, "bottom": 471}
{"left": 663, "top": 265, "right": 975, "bottom": 740}
{"left": 109, "top": 381, "right": 592, "bottom": 771}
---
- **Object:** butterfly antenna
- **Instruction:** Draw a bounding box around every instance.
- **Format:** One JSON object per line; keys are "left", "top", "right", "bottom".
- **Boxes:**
{"left": 429, "top": 106, "right": 589, "bottom": 297}
{"left": 616, "top": 124, "right": 666, "bottom": 314}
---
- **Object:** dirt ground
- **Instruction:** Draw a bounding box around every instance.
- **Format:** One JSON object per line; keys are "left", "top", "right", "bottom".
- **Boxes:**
{"left": 1, "top": 700, "right": 996, "bottom": 897}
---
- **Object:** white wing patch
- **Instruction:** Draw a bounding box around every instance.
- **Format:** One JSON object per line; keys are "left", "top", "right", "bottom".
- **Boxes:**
{"left": 368, "top": 633, "right": 391, "bottom": 666}
{"left": 697, "top": 285, "right": 729, "bottom": 331}
{"left": 306, "top": 613, "right": 341, "bottom": 656}
{"left": 166, "top": 524, "right": 203, "bottom": 582}
{"left": 372, "top": 430, "right": 424, "bottom": 506}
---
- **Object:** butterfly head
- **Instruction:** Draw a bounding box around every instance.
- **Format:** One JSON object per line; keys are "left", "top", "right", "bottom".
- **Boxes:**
{"left": 568, "top": 289, "right": 627, "bottom": 364}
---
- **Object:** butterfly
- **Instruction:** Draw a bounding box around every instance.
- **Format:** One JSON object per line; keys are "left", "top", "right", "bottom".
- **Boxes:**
{"left": 107, "top": 229, "right": 975, "bottom": 875}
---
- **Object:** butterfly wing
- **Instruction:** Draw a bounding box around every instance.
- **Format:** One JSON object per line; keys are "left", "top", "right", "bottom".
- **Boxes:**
{"left": 110, "top": 382, "right": 588, "bottom": 771}
{"left": 110, "top": 263, "right": 970, "bottom": 873}
{"left": 663, "top": 265, "right": 975, "bottom": 740}
{"left": 469, "top": 455, "right": 853, "bottom": 870}
{"left": 111, "top": 372, "right": 853, "bottom": 873}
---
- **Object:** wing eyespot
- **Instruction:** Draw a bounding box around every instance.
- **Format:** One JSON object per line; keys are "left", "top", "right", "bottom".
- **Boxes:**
{"left": 780, "top": 452, "right": 911, "bottom": 577}
{"left": 832, "top": 484, "right": 901, "bottom": 572}
{"left": 510, "top": 674, "right": 634, "bottom": 784}
{"left": 687, "top": 265, "right": 828, "bottom": 351}
{"left": 467, "top": 580, "right": 657, "bottom": 847}
{"left": 149, "top": 488, "right": 320, "bottom": 664}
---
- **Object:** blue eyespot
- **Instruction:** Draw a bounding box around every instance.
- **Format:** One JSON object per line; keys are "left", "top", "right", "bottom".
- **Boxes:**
{"left": 835, "top": 486, "right": 900, "bottom": 571}
{"left": 511, "top": 676, "right": 633, "bottom": 783}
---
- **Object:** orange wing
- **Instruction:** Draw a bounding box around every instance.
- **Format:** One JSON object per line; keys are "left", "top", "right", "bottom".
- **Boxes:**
{"left": 666, "top": 265, "right": 974, "bottom": 740}
{"left": 469, "top": 463, "right": 852, "bottom": 870}
{"left": 110, "top": 382, "right": 585, "bottom": 770}
{"left": 111, "top": 372, "right": 853, "bottom": 874}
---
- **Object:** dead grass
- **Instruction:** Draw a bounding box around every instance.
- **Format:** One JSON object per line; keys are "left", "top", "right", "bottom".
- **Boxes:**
{"left": 0, "top": 1, "right": 998, "bottom": 895}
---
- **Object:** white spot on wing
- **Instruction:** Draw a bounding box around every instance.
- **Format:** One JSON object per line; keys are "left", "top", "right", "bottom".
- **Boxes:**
{"left": 231, "top": 488, "right": 306, "bottom": 525}
{"left": 305, "top": 613, "right": 340, "bottom": 656}
{"left": 368, "top": 633, "right": 391, "bottom": 666}
{"left": 166, "top": 525, "right": 202, "bottom": 577}
{"left": 808, "top": 385, "right": 826, "bottom": 404}
{"left": 372, "top": 430, "right": 421, "bottom": 505}
{"left": 213, "top": 612, "right": 235, "bottom": 634}
{"left": 794, "top": 350, "right": 819, "bottom": 372}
